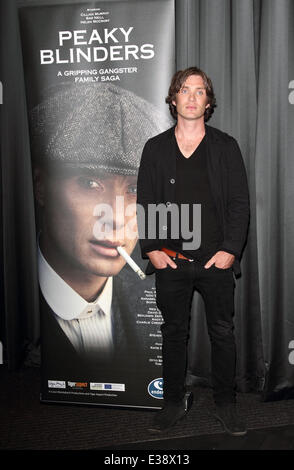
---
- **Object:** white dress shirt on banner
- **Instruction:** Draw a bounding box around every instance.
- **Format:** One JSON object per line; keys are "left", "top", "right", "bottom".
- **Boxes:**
{"left": 38, "top": 245, "right": 114, "bottom": 355}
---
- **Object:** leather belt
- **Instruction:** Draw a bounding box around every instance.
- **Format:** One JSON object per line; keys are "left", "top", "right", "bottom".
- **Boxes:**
{"left": 161, "top": 247, "right": 194, "bottom": 262}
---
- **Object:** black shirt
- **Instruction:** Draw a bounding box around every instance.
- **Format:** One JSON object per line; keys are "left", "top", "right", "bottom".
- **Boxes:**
{"left": 166, "top": 134, "right": 223, "bottom": 262}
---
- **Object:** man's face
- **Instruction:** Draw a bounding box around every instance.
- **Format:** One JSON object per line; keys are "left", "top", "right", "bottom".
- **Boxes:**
{"left": 172, "top": 74, "right": 210, "bottom": 121}
{"left": 35, "top": 168, "right": 138, "bottom": 277}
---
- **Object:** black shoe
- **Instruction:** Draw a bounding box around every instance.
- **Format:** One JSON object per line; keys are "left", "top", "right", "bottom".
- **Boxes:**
{"left": 148, "top": 391, "right": 193, "bottom": 433}
{"left": 214, "top": 403, "right": 247, "bottom": 436}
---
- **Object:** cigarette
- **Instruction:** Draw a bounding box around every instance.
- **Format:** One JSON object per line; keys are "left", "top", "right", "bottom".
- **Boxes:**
{"left": 116, "top": 246, "right": 146, "bottom": 280}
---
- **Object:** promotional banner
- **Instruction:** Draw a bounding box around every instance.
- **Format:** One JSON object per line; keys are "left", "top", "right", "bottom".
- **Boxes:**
{"left": 19, "top": 0, "right": 174, "bottom": 408}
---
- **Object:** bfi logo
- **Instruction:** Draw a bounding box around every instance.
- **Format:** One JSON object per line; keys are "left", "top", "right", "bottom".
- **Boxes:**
{"left": 289, "top": 80, "right": 294, "bottom": 105}
{"left": 0, "top": 81, "right": 2, "bottom": 104}
{"left": 289, "top": 340, "right": 294, "bottom": 365}
{"left": 0, "top": 341, "right": 3, "bottom": 364}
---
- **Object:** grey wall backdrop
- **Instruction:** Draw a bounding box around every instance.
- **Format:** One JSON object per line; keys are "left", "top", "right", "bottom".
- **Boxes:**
{"left": 1, "top": 0, "right": 294, "bottom": 400}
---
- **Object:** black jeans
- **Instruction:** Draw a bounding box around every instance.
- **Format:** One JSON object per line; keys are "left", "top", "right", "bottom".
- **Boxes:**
{"left": 155, "top": 258, "right": 236, "bottom": 406}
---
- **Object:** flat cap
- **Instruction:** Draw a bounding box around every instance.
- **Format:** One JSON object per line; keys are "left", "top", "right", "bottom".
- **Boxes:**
{"left": 30, "top": 82, "right": 172, "bottom": 175}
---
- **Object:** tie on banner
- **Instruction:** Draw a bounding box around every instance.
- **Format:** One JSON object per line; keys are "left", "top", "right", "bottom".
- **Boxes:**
{"left": 19, "top": 0, "right": 175, "bottom": 408}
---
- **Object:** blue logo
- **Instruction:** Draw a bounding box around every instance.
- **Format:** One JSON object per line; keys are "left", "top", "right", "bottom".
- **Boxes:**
{"left": 148, "top": 378, "right": 164, "bottom": 399}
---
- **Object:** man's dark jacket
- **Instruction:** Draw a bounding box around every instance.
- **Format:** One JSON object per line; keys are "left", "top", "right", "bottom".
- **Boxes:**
{"left": 136, "top": 124, "right": 250, "bottom": 276}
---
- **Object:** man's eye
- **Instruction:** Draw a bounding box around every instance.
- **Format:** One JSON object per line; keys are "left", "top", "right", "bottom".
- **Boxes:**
{"left": 127, "top": 185, "right": 137, "bottom": 195}
{"left": 196, "top": 90, "right": 204, "bottom": 95}
{"left": 77, "top": 177, "right": 102, "bottom": 189}
{"left": 88, "top": 181, "right": 100, "bottom": 188}
{"left": 180, "top": 88, "right": 188, "bottom": 94}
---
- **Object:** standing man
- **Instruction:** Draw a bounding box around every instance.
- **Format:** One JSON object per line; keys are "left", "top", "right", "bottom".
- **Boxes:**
{"left": 137, "top": 67, "right": 250, "bottom": 435}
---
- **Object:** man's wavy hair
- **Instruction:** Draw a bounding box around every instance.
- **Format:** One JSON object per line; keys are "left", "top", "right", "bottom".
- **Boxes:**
{"left": 166, "top": 67, "right": 217, "bottom": 121}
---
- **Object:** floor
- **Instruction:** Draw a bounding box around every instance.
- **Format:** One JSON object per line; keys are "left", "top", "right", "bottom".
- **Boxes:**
{"left": 1, "top": 365, "right": 294, "bottom": 452}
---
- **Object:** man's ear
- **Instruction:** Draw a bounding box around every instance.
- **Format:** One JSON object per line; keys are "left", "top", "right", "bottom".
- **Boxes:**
{"left": 33, "top": 168, "right": 46, "bottom": 207}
